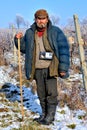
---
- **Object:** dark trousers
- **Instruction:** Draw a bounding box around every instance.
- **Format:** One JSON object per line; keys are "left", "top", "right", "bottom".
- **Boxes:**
{"left": 35, "top": 68, "right": 58, "bottom": 114}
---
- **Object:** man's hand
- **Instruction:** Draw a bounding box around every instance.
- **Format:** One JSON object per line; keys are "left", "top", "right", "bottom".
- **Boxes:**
{"left": 59, "top": 72, "right": 66, "bottom": 76}
{"left": 15, "top": 32, "right": 23, "bottom": 39}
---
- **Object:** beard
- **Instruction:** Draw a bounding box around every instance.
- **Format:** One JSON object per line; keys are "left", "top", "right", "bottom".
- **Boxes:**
{"left": 36, "top": 23, "right": 47, "bottom": 28}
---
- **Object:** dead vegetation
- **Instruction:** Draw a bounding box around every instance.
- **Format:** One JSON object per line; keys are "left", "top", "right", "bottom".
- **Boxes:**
{"left": 57, "top": 79, "right": 87, "bottom": 111}
{"left": 0, "top": 29, "right": 87, "bottom": 129}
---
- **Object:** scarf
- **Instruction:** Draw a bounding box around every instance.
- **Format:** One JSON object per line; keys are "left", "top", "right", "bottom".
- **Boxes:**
{"left": 36, "top": 27, "right": 46, "bottom": 37}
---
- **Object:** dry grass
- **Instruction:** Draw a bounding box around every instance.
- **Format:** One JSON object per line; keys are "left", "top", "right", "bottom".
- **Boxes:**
{"left": 20, "top": 119, "right": 50, "bottom": 130}
{"left": 57, "top": 80, "right": 87, "bottom": 111}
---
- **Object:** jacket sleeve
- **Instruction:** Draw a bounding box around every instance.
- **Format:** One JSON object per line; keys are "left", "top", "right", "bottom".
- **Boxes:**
{"left": 57, "top": 29, "right": 70, "bottom": 78}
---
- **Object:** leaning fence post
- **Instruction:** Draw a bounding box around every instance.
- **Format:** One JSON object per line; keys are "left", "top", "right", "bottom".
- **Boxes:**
{"left": 73, "top": 14, "right": 87, "bottom": 91}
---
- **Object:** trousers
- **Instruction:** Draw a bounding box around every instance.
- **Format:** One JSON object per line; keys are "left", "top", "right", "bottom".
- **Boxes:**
{"left": 35, "top": 68, "right": 58, "bottom": 112}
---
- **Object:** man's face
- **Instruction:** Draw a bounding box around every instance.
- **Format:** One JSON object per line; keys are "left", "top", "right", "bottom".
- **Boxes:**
{"left": 35, "top": 17, "right": 48, "bottom": 28}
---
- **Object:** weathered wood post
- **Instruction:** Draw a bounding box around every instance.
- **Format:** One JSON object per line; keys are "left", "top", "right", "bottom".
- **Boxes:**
{"left": 18, "top": 38, "right": 24, "bottom": 120}
{"left": 12, "top": 25, "right": 18, "bottom": 64}
{"left": 73, "top": 14, "right": 87, "bottom": 91}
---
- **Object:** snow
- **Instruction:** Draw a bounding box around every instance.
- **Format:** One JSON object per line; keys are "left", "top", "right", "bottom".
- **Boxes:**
{"left": 0, "top": 62, "right": 87, "bottom": 130}
{"left": 0, "top": 66, "right": 18, "bottom": 86}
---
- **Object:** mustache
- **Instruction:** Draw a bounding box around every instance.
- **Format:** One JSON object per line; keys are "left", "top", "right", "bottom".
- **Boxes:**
{"left": 36, "top": 23, "right": 47, "bottom": 28}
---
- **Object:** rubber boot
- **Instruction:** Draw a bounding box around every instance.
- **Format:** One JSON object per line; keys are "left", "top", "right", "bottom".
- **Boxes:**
{"left": 33, "top": 102, "right": 47, "bottom": 122}
{"left": 40, "top": 105, "right": 56, "bottom": 125}
{"left": 33, "top": 113, "right": 45, "bottom": 122}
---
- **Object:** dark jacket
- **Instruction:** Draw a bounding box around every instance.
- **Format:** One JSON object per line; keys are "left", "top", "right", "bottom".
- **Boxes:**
{"left": 14, "top": 20, "right": 70, "bottom": 80}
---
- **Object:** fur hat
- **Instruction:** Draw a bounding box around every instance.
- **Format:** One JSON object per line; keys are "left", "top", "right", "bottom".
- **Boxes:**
{"left": 34, "top": 9, "right": 49, "bottom": 18}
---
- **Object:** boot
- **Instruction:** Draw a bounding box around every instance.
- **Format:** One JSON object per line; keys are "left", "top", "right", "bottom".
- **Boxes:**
{"left": 40, "top": 105, "right": 56, "bottom": 125}
{"left": 33, "top": 102, "right": 47, "bottom": 122}
{"left": 33, "top": 113, "right": 45, "bottom": 122}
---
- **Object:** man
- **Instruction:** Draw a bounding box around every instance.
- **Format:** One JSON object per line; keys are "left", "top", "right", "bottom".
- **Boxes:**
{"left": 14, "top": 9, "right": 70, "bottom": 125}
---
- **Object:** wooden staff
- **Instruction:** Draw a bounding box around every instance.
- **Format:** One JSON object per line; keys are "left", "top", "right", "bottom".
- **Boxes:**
{"left": 18, "top": 38, "right": 24, "bottom": 120}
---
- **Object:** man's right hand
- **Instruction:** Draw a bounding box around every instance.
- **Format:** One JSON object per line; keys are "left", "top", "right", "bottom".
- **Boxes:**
{"left": 15, "top": 32, "right": 23, "bottom": 39}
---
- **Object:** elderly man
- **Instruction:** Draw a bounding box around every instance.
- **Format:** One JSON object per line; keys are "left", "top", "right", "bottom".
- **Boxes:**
{"left": 14, "top": 9, "right": 70, "bottom": 125}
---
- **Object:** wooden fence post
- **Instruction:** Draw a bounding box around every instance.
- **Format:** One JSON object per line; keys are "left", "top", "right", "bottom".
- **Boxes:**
{"left": 73, "top": 14, "right": 87, "bottom": 91}
{"left": 12, "top": 25, "right": 18, "bottom": 64}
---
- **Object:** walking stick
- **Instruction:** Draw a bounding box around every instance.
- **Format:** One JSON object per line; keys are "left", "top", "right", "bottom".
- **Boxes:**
{"left": 18, "top": 38, "right": 24, "bottom": 120}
